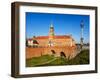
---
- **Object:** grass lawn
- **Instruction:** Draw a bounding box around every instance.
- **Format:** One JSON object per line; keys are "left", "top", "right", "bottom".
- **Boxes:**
{"left": 26, "top": 50, "right": 89, "bottom": 67}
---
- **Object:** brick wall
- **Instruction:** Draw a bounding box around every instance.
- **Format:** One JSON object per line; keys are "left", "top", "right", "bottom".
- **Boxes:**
{"left": 26, "top": 46, "right": 77, "bottom": 59}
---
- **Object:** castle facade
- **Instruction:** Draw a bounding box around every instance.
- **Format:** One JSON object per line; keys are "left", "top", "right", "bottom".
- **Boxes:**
{"left": 26, "top": 23, "right": 77, "bottom": 59}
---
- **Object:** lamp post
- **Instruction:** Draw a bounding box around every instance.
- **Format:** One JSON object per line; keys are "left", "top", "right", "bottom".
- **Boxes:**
{"left": 80, "top": 20, "right": 84, "bottom": 50}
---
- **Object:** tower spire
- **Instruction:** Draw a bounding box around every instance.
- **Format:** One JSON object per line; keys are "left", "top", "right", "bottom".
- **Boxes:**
{"left": 50, "top": 21, "right": 53, "bottom": 28}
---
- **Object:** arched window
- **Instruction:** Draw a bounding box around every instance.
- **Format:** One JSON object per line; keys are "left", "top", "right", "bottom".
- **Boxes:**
{"left": 60, "top": 52, "right": 66, "bottom": 58}
{"left": 51, "top": 50, "right": 56, "bottom": 55}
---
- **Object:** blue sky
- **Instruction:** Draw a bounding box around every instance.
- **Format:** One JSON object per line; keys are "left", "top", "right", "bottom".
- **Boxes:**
{"left": 26, "top": 12, "right": 90, "bottom": 43}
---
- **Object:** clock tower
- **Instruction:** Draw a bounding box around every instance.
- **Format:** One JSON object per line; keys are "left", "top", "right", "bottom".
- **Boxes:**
{"left": 49, "top": 22, "right": 55, "bottom": 40}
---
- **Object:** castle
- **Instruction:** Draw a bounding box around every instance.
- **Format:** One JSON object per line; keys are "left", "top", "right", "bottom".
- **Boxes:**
{"left": 26, "top": 23, "right": 77, "bottom": 59}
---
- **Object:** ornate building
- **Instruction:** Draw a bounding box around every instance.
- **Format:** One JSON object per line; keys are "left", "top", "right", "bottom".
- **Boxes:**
{"left": 26, "top": 23, "right": 77, "bottom": 59}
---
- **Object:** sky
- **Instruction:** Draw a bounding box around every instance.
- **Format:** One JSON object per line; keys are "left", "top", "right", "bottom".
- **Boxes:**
{"left": 26, "top": 12, "right": 90, "bottom": 43}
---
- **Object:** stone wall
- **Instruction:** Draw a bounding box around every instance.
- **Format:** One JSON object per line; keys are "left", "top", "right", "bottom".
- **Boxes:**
{"left": 26, "top": 46, "right": 77, "bottom": 59}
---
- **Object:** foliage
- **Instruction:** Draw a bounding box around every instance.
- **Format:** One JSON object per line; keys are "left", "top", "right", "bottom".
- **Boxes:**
{"left": 67, "top": 49, "right": 89, "bottom": 65}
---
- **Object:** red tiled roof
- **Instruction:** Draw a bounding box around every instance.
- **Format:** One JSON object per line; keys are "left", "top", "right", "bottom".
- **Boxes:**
{"left": 35, "top": 36, "right": 49, "bottom": 39}
{"left": 27, "top": 35, "right": 71, "bottom": 40}
{"left": 33, "top": 40, "right": 39, "bottom": 44}
{"left": 36, "top": 35, "right": 71, "bottom": 39}
{"left": 54, "top": 35, "right": 71, "bottom": 39}
{"left": 27, "top": 38, "right": 33, "bottom": 41}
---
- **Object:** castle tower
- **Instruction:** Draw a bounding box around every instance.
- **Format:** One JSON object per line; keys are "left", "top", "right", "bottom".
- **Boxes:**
{"left": 80, "top": 20, "right": 84, "bottom": 49}
{"left": 49, "top": 22, "right": 55, "bottom": 40}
